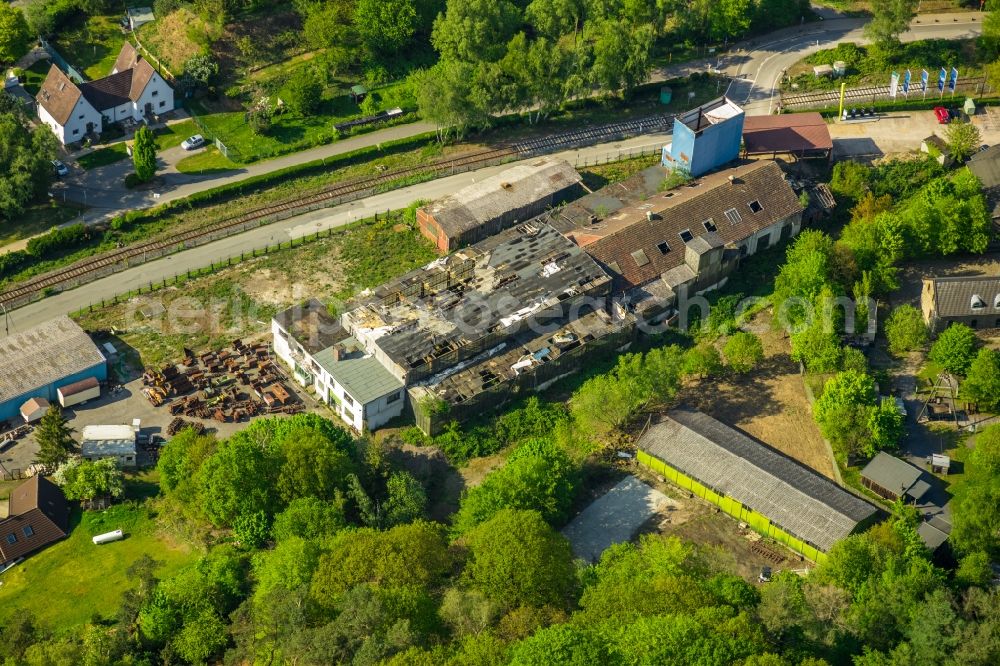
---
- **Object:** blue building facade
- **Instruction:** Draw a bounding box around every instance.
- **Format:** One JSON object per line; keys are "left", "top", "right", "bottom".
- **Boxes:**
{"left": 0, "top": 316, "right": 108, "bottom": 424}
{"left": 662, "top": 97, "right": 745, "bottom": 177}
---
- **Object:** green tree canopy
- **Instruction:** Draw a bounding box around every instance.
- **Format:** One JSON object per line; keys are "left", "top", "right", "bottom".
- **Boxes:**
{"left": 863, "top": 0, "right": 918, "bottom": 49}
{"left": 0, "top": 5, "right": 31, "bottom": 64}
{"left": 33, "top": 404, "right": 74, "bottom": 468}
{"left": 284, "top": 67, "right": 323, "bottom": 116}
{"left": 945, "top": 121, "right": 983, "bottom": 162}
{"left": 132, "top": 125, "right": 156, "bottom": 183}
{"left": 354, "top": 0, "right": 418, "bottom": 55}
{"left": 431, "top": 0, "right": 521, "bottom": 63}
{"left": 462, "top": 508, "right": 576, "bottom": 610}
{"left": 961, "top": 348, "right": 1000, "bottom": 411}
{"left": 813, "top": 370, "right": 879, "bottom": 459}
{"left": 0, "top": 99, "right": 57, "bottom": 219}
{"left": 723, "top": 332, "right": 765, "bottom": 374}
{"left": 54, "top": 457, "right": 125, "bottom": 501}
{"left": 884, "top": 304, "right": 929, "bottom": 356}
{"left": 929, "top": 323, "right": 979, "bottom": 376}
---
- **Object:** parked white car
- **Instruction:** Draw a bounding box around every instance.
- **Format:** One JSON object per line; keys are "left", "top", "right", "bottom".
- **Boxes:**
{"left": 181, "top": 134, "right": 205, "bottom": 150}
{"left": 51, "top": 159, "right": 69, "bottom": 177}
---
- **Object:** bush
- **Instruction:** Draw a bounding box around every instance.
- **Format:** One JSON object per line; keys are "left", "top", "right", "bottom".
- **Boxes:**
{"left": 124, "top": 172, "right": 142, "bottom": 189}
{"left": 25, "top": 223, "right": 87, "bottom": 258}
{"left": 0, "top": 249, "right": 30, "bottom": 279}
{"left": 885, "top": 305, "right": 929, "bottom": 356}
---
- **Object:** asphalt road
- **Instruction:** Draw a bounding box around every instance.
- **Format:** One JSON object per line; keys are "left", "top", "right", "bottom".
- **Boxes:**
{"left": 5, "top": 133, "right": 669, "bottom": 332}
{"left": 723, "top": 12, "right": 984, "bottom": 115}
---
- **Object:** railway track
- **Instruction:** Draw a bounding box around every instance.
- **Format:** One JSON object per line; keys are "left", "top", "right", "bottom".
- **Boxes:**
{"left": 781, "top": 77, "right": 987, "bottom": 109}
{"left": 0, "top": 115, "right": 674, "bottom": 310}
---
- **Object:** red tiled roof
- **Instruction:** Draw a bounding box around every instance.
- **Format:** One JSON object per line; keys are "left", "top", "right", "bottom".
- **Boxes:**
{"left": 742, "top": 113, "right": 833, "bottom": 155}
{"left": 0, "top": 476, "right": 70, "bottom": 564}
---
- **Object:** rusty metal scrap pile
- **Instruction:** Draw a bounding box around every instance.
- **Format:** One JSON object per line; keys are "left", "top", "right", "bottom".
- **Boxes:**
{"left": 142, "top": 339, "right": 301, "bottom": 424}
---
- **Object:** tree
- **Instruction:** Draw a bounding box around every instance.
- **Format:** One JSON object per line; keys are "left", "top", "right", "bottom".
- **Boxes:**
{"left": 868, "top": 398, "right": 904, "bottom": 454}
{"left": 813, "top": 370, "right": 878, "bottom": 459}
{"left": 285, "top": 67, "right": 322, "bottom": 116}
{"left": 276, "top": 426, "right": 355, "bottom": 502}
{"left": 0, "top": 102, "right": 57, "bottom": 219}
{"left": 682, "top": 343, "right": 723, "bottom": 379}
{"left": 885, "top": 305, "right": 929, "bottom": 356}
{"left": 409, "top": 60, "right": 491, "bottom": 140}
{"left": 508, "top": 623, "right": 610, "bottom": 665}
{"left": 962, "top": 349, "right": 1000, "bottom": 411}
{"left": 383, "top": 471, "right": 428, "bottom": 527}
{"left": 271, "top": 496, "right": 347, "bottom": 541}
{"left": 354, "top": 0, "right": 418, "bottom": 55}
{"left": 195, "top": 434, "right": 282, "bottom": 528}
{"left": 452, "top": 438, "right": 579, "bottom": 535}
{"left": 54, "top": 457, "right": 125, "bottom": 501}
{"left": 359, "top": 92, "right": 379, "bottom": 116}
{"left": 723, "top": 332, "right": 764, "bottom": 374}
{"left": 431, "top": 0, "right": 521, "bottom": 63}
{"left": 0, "top": 5, "right": 31, "bottom": 64}
{"left": 863, "top": 0, "right": 918, "bottom": 49}
{"left": 34, "top": 404, "right": 74, "bottom": 468}
{"left": 929, "top": 324, "right": 979, "bottom": 376}
{"left": 132, "top": 125, "right": 156, "bottom": 183}
{"left": 945, "top": 121, "right": 982, "bottom": 162}
{"left": 462, "top": 508, "right": 576, "bottom": 610}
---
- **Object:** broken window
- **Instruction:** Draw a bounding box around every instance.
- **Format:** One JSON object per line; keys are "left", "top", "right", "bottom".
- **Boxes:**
{"left": 657, "top": 241, "right": 671, "bottom": 255}
{"left": 749, "top": 200, "right": 763, "bottom": 213}
{"left": 724, "top": 208, "right": 742, "bottom": 224}
{"left": 703, "top": 218, "right": 717, "bottom": 232}
{"left": 631, "top": 249, "right": 650, "bottom": 267}
{"left": 679, "top": 229, "right": 693, "bottom": 243}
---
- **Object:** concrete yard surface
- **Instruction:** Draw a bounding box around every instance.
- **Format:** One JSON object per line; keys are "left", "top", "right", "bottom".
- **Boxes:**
{"left": 562, "top": 475, "right": 674, "bottom": 563}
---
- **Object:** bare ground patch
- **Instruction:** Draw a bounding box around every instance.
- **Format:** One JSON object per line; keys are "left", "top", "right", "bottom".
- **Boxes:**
{"left": 685, "top": 312, "right": 836, "bottom": 479}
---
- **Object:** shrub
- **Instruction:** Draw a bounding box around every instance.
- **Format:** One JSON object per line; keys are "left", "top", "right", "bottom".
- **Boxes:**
{"left": 929, "top": 324, "right": 979, "bottom": 376}
{"left": 884, "top": 305, "right": 929, "bottom": 356}
{"left": 124, "top": 172, "right": 142, "bottom": 189}
{"left": 25, "top": 224, "right": 87, "bottom": 258}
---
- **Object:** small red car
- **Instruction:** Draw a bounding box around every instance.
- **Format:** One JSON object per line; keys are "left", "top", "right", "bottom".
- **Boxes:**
{"left": 933, "top": 106, "right": 950, "bottom": 124}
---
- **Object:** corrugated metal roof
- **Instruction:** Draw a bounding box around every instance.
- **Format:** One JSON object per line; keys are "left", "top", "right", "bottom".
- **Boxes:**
{"left": 929, "top": 276, "right": 1000, "bottom": 318}
{"left": 423, "top": 158, "right": 581, "bottom": 238}
{"left": 639, "top": 408, "right": 880, "bottom": 552}
{"left": 314, "top": 339, "right": 403, "bottom": 406}
{"left": 0, "top": 316, "right": 105, "bottom": 405}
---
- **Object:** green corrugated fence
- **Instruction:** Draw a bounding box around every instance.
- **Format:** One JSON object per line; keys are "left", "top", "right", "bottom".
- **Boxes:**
{"left": 636, "top": 450, "right": 826, "bottom": 563}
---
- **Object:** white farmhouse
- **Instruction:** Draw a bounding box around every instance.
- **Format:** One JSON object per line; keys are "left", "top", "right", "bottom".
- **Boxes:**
{"left": 36, "top": 43, "right": 174, "bottom": 145}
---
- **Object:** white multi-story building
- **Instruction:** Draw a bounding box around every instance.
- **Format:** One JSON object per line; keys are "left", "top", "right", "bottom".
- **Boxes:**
{"left": 36, "top": 43, "right": 174, "bottom": 145}
{"left": 271, "top": 300, "right": 405, "bottom": 432}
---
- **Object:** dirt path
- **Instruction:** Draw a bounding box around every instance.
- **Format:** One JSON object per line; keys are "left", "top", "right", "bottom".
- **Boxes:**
{"left": 686, "top": 313, "right": 836, "bottom": 480}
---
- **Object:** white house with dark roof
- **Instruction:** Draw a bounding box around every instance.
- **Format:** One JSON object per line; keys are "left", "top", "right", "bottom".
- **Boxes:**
{"left": 36, "top": 43, "right": 174, "bottom": 144}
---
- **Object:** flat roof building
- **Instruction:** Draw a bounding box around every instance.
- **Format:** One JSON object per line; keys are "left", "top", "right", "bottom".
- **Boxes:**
{"left": 921, "top": 275, "right": 1000, "bottom": 332}
{"left": 81, "top": 424, "right": 138, "bottom": 468}
{"left": 742, "top": 112, "right": 833, "bottom": 161}
{"left": 272, "top": 300, "right": 405, "bottom": 432}
{"left": 0, "top": 316, "right": 107, "bottom": 425}
{"left": 637, "top": 408, "right": 881, "bottom": 560}
{"left": 416, "top": 158, "right": 582, "bottom": 253}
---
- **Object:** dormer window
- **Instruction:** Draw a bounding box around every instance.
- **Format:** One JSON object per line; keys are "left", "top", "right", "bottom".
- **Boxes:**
{"left": 972, "top": 295, "right": 986, "bottom": 310}
{"left": 679, "top": 229, "right": 693, "bottom": 243}
{"left": 995, "top": 294, "right": 1000, "bottom": 308}
{"left": 656, "top": 241, "right": 670, "bottom": 255}
{"left": 703, "top": 218, "right": 717, "bottom": 232}
{"left": 749, "top": 200, "right": 763, "bottom": 213}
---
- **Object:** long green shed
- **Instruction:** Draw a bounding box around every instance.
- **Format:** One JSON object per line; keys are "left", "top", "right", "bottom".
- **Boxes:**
{"left": 637, "top": 408, "right": 882, "bottom": 562}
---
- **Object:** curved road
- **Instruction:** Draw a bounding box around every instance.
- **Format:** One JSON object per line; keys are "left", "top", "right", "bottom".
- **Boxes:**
{"left": 4, "top": 11, "right": 988, "bottom": 330}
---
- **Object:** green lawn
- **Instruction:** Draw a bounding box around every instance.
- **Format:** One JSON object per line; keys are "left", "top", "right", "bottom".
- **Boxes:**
{"left": 175, "top": 146, "right": 237, "bottom": 174}
{"left": 20, "top": 60, "right": 52, "bottom": 96}
{"left": 0, "top": 479, "right": 195, "bottom": 630}
{"left": 78, "top": 144, "right": 130, "bottom": 170}
{"left": 54, "top": 15, "right": 128, "bottom": 81}
{"left": 188, "top": 79, "right": 416, "bottom": 163}
{"left": 155, "top": 120, "right": 202, "bottom": 151}
{"left": 0, "top": 202, "right": 85, "bottom": 249}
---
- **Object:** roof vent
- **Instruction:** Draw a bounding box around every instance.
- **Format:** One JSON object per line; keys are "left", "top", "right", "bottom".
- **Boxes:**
{"left": 500, "top": 182, "right": 512, "bottom": 190}
{"left": 971, "top": 295, "right": 986, "bottom": 310}
{"left": 646, "top": 211, "right": 653, "bottom": 222}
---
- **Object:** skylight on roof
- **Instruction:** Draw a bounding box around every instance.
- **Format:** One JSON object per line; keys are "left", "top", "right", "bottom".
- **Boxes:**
{"left": 703, "top": 218, "right": 717, "bottom": 232}
{"left": 657, "top": 241, "right": 671, "bottom": 255}
{"left": 679, "top": 229, "right": 693, "bottom": 243}
{"left": 749, "top": 200, "right": 763, "bottom": 213}
{"left": 631, "top": 249, "right": 650, "bottom": 267}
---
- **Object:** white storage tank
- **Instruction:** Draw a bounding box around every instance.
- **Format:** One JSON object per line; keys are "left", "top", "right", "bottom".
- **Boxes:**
{"left": 92, "top": 529, "right": 124, "bottom": 545}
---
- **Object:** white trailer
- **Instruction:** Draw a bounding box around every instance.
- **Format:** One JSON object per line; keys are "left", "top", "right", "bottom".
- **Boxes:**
{"left": 92, "top": 529, "right": 124, "bottom": 545}
{"left": 58, "top": 376, "right": 101, "bottom": 408}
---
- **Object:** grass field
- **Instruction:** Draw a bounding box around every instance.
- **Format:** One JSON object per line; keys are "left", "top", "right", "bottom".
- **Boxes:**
{"left": 54, "top": 15, "right": 128, "bottom": 81}
{"left": 154, "top": 120, "right": 202, "bottom": 151}
{"left": 175, "top": 146, "right": 237, "bottom": 174}
{"left": 0, "top": 202, "right": 84, "bottom": 249}
{"left": 0, "top": 477, "right": 195, "bottom": 630}
{"left": 78, "top": 144, "right": 129, "bottom": 170}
